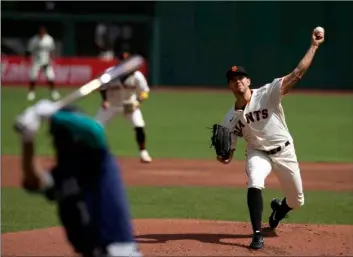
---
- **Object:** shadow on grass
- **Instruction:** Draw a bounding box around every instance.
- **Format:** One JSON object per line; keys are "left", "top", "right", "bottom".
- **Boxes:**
{"left": 136, "top": 226, "right": 278, "bottom": 250}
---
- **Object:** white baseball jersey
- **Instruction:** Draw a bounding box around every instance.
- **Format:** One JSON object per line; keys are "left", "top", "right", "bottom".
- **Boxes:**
{"left": 27, "top": 34, "right": 55, "bottom": 66}
{"left": 222, "top": 77, "right": 293, "bottom": 151}
{"left": 101, "top": 70, "right": 150, "bottom": 107}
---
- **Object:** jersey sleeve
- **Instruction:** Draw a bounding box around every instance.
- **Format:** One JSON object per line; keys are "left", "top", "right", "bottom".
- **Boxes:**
{"left": 27, "top": 37, "right": 36, "bottom": 53}
{"left": 134, "top": 71, "right": 150, "bottom": 93}
{"left": 49, "top": 36, "right": 55, "bottom": 51}
{"left": 51, "top": 111, "right": 107, "bottom": 149}
{"left": 221, "top": 108, "right": 239, "bottom": 150}
{"left": 263, "top": 77, "right": 285, "bottom": 106}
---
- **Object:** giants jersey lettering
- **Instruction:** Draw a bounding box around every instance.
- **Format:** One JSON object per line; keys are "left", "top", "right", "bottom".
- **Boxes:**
{"left": 222, "top": 78, "right": 293, "bottom": 151}
{"left": 103, "top": 70, "right": 150, "bottom": 107}
{"left": 27, "top": 34, "right": 55, "bottom": 65}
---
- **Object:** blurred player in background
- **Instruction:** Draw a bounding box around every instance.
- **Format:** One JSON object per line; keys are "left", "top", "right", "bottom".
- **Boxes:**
{"left": 95, "top": 52, "right": 152, "bottom": 163}
{"left": 26, "top": 26, "right": 60, "bottom": 101}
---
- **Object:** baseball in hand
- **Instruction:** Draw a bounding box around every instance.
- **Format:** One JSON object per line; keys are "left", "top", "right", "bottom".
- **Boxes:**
{"left": 314, "top": 26, "right": 325, "bottom": 38}
{"left": 314, "top": 26, "right": 324, "bottom": 34}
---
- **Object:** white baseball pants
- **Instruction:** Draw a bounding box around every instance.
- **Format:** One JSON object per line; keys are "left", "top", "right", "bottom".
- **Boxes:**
{"left": 29, "top": 62, "right": 55, "bottom": 81}
{"left": 245, "top": 142, "right": 304, "bottom": 209}
{"left": 95, "top": 106, "right": 146, "bottom": 128}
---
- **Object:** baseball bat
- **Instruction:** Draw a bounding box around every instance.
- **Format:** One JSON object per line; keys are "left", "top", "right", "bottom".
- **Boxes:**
{"left": 55, "top": 55, "right": 144, "bottom": 109}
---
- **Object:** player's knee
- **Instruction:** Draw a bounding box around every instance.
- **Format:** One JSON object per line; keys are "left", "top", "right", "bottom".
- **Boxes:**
{"left": 132, "top": 117, "right": 145, "bottom": 127}
{"left": 29, "top": 74, "right": 37, "bottom": 82}
{"left": 131, "top": 110, "right": 145, "bottom": 127}
{"left": 247, "top": 176, "right": 265, "bottom": 190}
{"left": 46, "top": 72, "right": 55, "bottom": 81}
{"left": 287, "top": 193, "right": 304, "bottom": 209}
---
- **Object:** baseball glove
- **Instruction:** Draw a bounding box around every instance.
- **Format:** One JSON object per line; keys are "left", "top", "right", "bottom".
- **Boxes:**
{"left": 210, "top": 124, "right": 232, "bottom": 160}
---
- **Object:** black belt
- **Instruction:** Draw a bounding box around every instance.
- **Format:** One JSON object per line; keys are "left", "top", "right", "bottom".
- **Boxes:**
{"left": 263, "top": 141, "right": 290, "bottom": 155}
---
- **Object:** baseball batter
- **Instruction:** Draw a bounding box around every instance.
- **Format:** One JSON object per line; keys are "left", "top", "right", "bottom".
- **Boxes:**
{"left": 14, "top": 100, "right": 142, "bottom": 257}
{"left": 218, "top": 27, "right": 325, "bottom": 250}
{"left": 26, "top": 26, "right": 60, "bottom": 101}
{"left": 95, "top": 52, "right": 152, "bottom": 163}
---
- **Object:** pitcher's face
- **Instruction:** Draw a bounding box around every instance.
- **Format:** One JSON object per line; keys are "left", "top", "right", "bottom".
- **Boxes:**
{"left": 228, "top": 75, "right": 251, "bottom": 94}
{"left": 39, "top": 27, "right": 47, "bottom": 38}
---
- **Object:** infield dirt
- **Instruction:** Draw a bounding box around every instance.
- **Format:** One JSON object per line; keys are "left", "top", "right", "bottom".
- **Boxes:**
{"left": 2, "top": 155, "right": 353, "bottom": 256}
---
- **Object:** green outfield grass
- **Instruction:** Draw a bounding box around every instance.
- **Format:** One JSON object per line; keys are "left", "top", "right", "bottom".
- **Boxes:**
{"left": 1, "top": 87, "right": 353, "bottom": 162}
{"left": 2, "top": 186, "right": 353, "bottom": 233}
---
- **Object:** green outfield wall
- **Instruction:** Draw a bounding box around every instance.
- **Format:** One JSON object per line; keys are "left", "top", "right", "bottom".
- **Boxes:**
{"left": 155, "top": 2, "right": 353, "bottom": 90}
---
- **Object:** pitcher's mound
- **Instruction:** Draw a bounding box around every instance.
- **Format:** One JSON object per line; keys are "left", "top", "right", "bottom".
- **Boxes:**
{"left": 2, "top": 219, "right": 353, "bottom": 256}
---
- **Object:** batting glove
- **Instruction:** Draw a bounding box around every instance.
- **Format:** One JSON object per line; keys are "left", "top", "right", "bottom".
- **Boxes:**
{"left": 14, "top": 106, "right": 40, "bottom": 142}
{"left": 33, "top": 99, "right": 59, "bottom": 119}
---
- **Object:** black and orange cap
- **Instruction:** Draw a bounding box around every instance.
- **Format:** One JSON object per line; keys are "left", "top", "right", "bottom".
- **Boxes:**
{"left": 118, "top": 51, "right": 130, "bottom": 60}
{"left": 226, "top": 65, "right": 249, "bottom": 80}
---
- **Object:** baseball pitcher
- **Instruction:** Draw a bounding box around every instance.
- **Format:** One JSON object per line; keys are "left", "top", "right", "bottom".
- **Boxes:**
{"left": 26, "top": 26, "right": 60, "bottom": 101}
{"left": 13, "top": 100, "right": 142, "bottom": 257}
{"left": 210, "top": 27, "right": 325, "bottom": 250}
{"left": 95, "top": 52, "right": 152, "bottom": 163}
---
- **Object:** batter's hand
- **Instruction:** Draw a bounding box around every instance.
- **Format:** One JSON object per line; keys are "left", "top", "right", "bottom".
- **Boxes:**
{"left": 14, "top": 106, "right": 40, "bottom": 141}
{"left": 22, "top": 174, "right": 42, "bottom": 192}
{"left": 34, "top": 99, "right": 59, "bottom": 119}
{"left": 23, "top": 170, "right": 54, "bottom": 193}
{"left": 312, "top": 27, "right": 325, "bottom": 47}
{"left": 102, "top": 100, "right": 110, "bottom": 110}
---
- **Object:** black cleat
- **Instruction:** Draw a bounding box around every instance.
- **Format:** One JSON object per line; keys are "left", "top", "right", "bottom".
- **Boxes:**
{"left": 249, "top": 231, "right": 264, "bottom": 250}
{"left": 269, "top": 198, "right": 282, "bottom": 229}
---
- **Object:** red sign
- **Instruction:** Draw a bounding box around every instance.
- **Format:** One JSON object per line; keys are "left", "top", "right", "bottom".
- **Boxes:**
{"left": 1, "top": 55, "right": 148, "bottom": 87}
